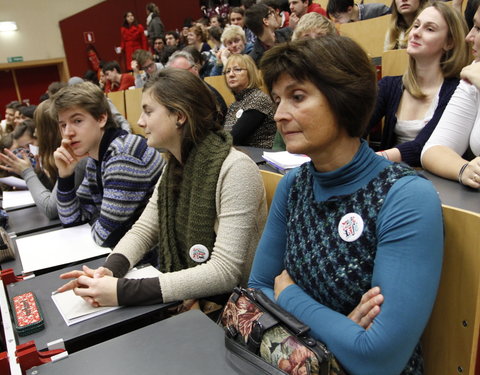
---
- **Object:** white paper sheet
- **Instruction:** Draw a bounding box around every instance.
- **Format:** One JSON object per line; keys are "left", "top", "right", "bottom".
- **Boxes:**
{"left": 17, "top": 224, "right": 111, "bottom": 273}
{"left": 0, "top": 176, "right": 28, "bottom": 189}
{"left": 2, "top": 190, "right": 35, "bottom": 209}
{"left": 51, "top": 266, "right": 161, "bottom": 326}
{"left": 262, "top": 151, "right": 311, "bottom": 170}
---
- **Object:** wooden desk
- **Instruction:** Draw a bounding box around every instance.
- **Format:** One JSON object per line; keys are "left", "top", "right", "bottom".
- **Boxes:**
{"left": 26, "top": 310, "right": 259, "bottom": 375}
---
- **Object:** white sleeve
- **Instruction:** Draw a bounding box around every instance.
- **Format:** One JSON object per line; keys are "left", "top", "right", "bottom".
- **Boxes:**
{"left": 422, "top": 79, "right": 480, "bottom": 157}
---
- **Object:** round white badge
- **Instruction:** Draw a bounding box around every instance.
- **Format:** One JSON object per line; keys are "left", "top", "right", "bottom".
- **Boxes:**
{"left": 235, "top": 109, "right": 244, "bottom": 119}
{"left": 338, "top": 213, "right": 364, "bottom": 242}
{"left": 189, "top": 244, "right": 209, "bottom": 263}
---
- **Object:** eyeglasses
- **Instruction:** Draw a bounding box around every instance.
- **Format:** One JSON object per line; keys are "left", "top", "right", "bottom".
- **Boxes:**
{"left": 224, "top": 67, "right": 246, "bottom": 75}
{"left": 141, "top": 62, "right": 155, "bottom": 71}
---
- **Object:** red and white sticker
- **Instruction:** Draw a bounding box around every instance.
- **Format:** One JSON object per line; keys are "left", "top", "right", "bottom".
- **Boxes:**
{"left": 338, "top": 213, "right": 364, "bottom": 242}
{"left": 189, "top": 244, "right": 209, "bottom": 263}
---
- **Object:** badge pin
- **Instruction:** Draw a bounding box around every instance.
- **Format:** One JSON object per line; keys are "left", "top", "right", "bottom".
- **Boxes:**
{"left": 338, "top": 213, "right": 364, "bottom": 242}
{"left": 189, "top": 244, "right": 209, "bottom": 263}
{"left": 235, "top": 109, "right": 244, "bottom": 119}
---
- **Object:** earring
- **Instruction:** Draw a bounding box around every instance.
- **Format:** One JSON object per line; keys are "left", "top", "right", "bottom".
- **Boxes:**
{"left": 176, "top": 121, "right": 183, "bottom": 128}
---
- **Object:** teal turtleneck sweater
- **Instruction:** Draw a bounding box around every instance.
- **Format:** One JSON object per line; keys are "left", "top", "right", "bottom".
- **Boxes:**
{"left": 249, "top": 141, "right": 443, "bottom": 375}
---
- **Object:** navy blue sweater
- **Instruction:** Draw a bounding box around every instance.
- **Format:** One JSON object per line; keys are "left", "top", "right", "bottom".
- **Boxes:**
{"left": 368, "top": 76, "right": 459, "bottom": 167}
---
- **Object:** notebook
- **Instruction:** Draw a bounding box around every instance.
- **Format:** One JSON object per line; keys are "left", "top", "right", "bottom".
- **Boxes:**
{"left": 52, "top": 265, "right": 161, "bottom": 326}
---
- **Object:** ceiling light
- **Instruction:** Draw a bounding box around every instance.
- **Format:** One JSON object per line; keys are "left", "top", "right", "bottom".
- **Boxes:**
{"left": 0, "top": 22, "right": 18, "bottom": 32}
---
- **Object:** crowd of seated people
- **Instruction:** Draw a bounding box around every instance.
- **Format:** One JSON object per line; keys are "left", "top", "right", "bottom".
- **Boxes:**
{"left": 3, "top": 1, "right": 480, "bottom": 373}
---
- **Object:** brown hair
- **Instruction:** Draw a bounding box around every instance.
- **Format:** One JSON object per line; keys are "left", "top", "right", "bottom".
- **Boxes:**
{"left": 189, "top": 25, "right": 207, "bottom": 43}
{"left": 51, "top": 82, "right": 117, "bottom": 130}
{"left": 260, "top": 36, "right": 377, "bottom": 137}
{"left": 34, "top": 99, "right": 61, "bottom": 183}
{"left": 132, "top": 49, "right": 154, "bottom": 67}
{"left": 143, "top": 68, "right": 221, "bottom": 164}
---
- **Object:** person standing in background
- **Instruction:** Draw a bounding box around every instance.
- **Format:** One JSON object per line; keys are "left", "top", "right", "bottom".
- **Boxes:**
{"left": 146, "top": 3, "right": 165, "bottom": 49}
{"left": 120, "top": 11, "right": 148, "bottom": 71}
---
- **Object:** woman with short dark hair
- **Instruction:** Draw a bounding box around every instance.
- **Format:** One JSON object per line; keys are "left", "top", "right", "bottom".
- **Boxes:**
{"left": 249, "top": 36, "right": 443, "bottom": 375}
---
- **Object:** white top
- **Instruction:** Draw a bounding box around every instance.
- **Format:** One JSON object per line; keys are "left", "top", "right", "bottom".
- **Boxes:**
{"left": 395, "top": 90, "right": 438, "bottom": 144}
{"left": 422, "top": 74, "right": 480, "bottom": 159}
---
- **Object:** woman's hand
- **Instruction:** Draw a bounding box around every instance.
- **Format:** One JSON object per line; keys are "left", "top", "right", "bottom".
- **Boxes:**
{"left": 459, "top": 156, "right": 480, "bottom": 188}
{"left": 461, "top": 63, "right": 480, "bottom": 90}
{"left": 0, "top": 149, "right": 32, "bottom": 175}
{"left": 53, "top": 139, "right": 87, "bottom": 178}
{"left": 73, "top": 275, "right": 119, "bottom": 307}
{"left": 348, "top": 287, "right": 384, "bottom": 330}
{"left": 57, "top": 265, "right": 113, "bottom": 293}
{"left": 274, "top": 269, "right": 295, "bottom": 300}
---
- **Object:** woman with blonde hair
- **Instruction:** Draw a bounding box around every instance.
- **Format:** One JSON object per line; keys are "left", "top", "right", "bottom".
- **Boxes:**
{"left": 223, "top": 54, "right": 276, "bottom": 148}
{"left": 368, "top": 1, "right": 469, "bottom": 167}
{"left": 422, "top": 3, "right": 480, "bottom": 188}
{"left": 384, "top": 0, "right": 427, "bottom": 50}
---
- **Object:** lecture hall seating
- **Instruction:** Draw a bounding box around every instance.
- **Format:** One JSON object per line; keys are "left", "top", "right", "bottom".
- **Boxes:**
{"left": 338, "top": 14, "right": 391, "bottom": 58}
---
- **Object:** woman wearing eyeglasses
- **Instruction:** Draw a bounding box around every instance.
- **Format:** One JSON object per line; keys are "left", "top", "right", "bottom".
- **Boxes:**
{"left": 223, "top": 54, "right": 276, "bottom": 148}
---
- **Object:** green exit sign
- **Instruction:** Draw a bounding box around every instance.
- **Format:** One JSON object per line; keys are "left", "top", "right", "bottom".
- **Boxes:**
{"left": 7, "top": 56, "right": 23, "bottom": 63}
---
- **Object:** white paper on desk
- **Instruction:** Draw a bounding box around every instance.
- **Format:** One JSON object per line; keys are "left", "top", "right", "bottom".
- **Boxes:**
{"left": 262, "top": 151, "right": 311, "bottom": 170}
{"left": 2, "top": 190, "right": 34, "bottom": 209}
{"left": 52, "top": 265, "right": 161, "bottom": 326}
{"left": 17, "top": 224, "right": 111, "bottom": 273}
{"left": 0, "top": 176, "right": 28, "bottom": 189}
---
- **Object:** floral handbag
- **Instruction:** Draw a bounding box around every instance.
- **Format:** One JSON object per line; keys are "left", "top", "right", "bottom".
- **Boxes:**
{"left": 219, "top": 287, "right": 345, "bottom": 375}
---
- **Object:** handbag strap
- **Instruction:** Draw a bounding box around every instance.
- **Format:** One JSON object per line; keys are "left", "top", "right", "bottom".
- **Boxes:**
{"left": 251, "top": 289, "right": 310, "bottom": 336}
{"left": 225, "top": 335, "right": 287, "bottom": 375}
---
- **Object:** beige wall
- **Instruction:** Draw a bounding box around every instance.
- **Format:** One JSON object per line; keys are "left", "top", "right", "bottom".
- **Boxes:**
{"left": 0, "top": 0, "right": 104, "bottom": 62}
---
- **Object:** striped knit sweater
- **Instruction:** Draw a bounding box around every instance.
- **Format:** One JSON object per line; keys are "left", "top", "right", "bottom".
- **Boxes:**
{"left": 57, "top": 128, "right": 165, "bottom": 247}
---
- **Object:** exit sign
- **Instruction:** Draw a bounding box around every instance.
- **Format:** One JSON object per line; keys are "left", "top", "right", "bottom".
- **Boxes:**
{"left": 7, "top": 56, "right": 23, "bottom": 63}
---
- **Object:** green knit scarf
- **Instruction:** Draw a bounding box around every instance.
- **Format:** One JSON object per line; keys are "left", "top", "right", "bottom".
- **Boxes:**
{"left": 157, "top": 130, "right": 232, "bottom": 273}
